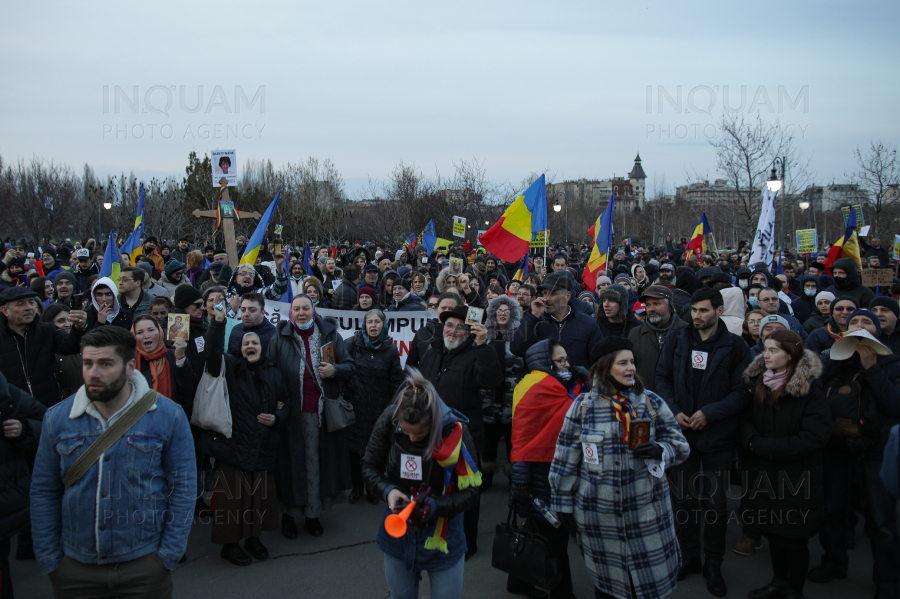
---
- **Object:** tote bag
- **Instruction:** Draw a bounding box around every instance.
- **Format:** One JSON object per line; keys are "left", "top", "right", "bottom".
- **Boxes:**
{"left": 190, "top": 356, "right": 232, "bottom": 438}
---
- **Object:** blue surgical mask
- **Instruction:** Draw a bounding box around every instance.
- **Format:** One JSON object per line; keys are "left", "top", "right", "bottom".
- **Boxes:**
{"left": 748, "top": 297, "right": 759, "bottom": 308}
{"left": 804, "top": 288, "right": 816, "bottom": 297}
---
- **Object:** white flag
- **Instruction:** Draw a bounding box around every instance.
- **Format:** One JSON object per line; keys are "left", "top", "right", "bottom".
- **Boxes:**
{"left": 748, "top": 188, "right": 777, "bottom": 267}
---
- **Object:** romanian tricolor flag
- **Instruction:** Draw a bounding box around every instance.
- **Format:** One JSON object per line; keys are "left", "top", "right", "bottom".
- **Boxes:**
{"left": 239, "top": 190, "right": 282, "bottom": 266}
{"left": 825, "top": 205, "right": 862, "bottom": 274}
{"left": 98, "top": 230, "right": 121, "bottom": 286}
{"left": 687, "top": 212, "right": 711, "bottom": 256}
{"left": 511, "top": 253, "right": 529, "bottom": 282}
{"left": 119, "top": 183, "right": 145, "bottom": 266}
{"left": 622, "top": 238, "right": 632, "bottom": 246}
{"left": 511, "top": 371, "right": 583, "bottom": 462}
{"left": 479, "top": 175, "right": 548, "bottom": 262}
{"left": 583, "top": 193, "right": 616, "bottom": 292}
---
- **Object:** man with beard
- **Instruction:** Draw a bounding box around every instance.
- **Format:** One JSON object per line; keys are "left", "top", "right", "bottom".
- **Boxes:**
{"left": 655, "top": 287, "right": 751, "bottom": 597}
{"left": 84, "top": 278, "right": 133, "bottom": 331}
{"left": 515, "top": 283, "right": 536, "bottom": 315}
{"left": 117, "top": 266, "right": 153, "bottom": 319}
{"left": 417, "top": 304, "right": 502, "bottom": 560}
{"left": 655, "top": 262, "right": 692, "bottom": 319}
{"left": 628, "top": 285, "right": 687, "bottom": 392}
{"left": 30, "top": 326, "right": 195, "bottom": 598}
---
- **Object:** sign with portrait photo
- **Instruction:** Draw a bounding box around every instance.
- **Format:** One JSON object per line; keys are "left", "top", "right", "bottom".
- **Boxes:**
{"left": 211, "top": 149, "right": 237, "bottom": 187}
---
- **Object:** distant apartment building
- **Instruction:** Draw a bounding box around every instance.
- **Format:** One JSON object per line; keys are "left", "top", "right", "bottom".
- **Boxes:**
{"left": 547, "top": 154, "right": 647, "bottom": 211}
{"left": 801, "top": 183, "right": 869, "bottom": 211}
{"left": 674, "top": 179, "right": 742, "bottom": 205}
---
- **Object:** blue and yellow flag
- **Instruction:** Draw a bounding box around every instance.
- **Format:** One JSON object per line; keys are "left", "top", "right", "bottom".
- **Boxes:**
{"left": 512, "top": 253, "right": 530, "bottom": 281}
{"left": 98, "top": 230, "right": 120, "bottom": 285}
{"left": 120, "top": 184, "right": 145, "bottom": 265}
{"left": 239, "top": 190, "right": 282, "bottom": 265}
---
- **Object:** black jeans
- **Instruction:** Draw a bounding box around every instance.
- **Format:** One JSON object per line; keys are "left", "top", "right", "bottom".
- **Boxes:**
{"left": 507, "top": 516, "right": 574, "bottom": 598}
{"left": 482, "top": 421, "right": 511, "bottom": 487}
{"left": 766, "top": 534, "right": 808, "bottom": 593}
{"left": 819, "top": 449, "right": 899, "bottom": 585}
{"left": 667, "top": 445, "right": 731, "bottom": 564}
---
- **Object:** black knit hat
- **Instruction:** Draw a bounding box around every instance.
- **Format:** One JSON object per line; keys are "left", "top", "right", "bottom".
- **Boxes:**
{"left": 589, "top": 337, "right": 634, "bottom": 366}
{"left": 869, "top": 296, "right": 900, "bottom": 320}
{"left": 173, "top": 285, "right": 203, "bottom": 309}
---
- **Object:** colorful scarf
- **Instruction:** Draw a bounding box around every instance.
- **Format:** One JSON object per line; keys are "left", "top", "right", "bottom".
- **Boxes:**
{"left": 135, "top": 343, "right": 171, "bottom": 399}
{"left": 826, "top": 322, "right": 843, "bottom": 341}
{"left": 608, "top": 393, "right": 637, "bottom": 444}
{"left": 426, "top": 422, "right": 481, "bottom": 553}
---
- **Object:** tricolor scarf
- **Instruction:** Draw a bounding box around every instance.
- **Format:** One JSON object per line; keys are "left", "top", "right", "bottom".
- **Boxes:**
{"left": 826, "top": 322, "right": 843, "bottom": 341}
{"left": 607, "top": 393, "right": 638, "bottom": 444}
{"left": 426, "top": 422, "right": 481, "bottom": 553}
{"left": 135, "top": 343, "right": 172, "bottom": 399}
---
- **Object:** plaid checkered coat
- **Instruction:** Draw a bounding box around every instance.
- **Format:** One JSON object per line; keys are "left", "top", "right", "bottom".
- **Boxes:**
{"left": 549, "top": 387, "right": 690, "bottom": 599}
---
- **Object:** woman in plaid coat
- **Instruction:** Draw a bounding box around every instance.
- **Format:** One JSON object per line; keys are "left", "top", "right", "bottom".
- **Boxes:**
{"left": 550, "top": 337, "right": 690, "bottom": 599}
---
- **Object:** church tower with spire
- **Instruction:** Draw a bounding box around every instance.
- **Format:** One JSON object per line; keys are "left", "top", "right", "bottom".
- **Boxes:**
{"left": 628, "top": 153, "right": 647, "bottom": 208}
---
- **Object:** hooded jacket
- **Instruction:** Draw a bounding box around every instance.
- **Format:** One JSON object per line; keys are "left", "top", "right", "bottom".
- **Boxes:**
{"left": 84, "top": 277, "right": 133, "bottom": 331}
{"left": 792, "top": 275, "right": 818, "bottom": 325}
{"left": 512, "top": 303, "right": 604, "bottom": 371}
{"left": 71, "top": 262, "right": 100, "bottom": 295}
{"left": 823, "top": 258, "right": 875, "bottom": 308}
{"left": 740, "top": 350, "right": 830, "bottom": 538}
{"left": 720, "top": 287, "right": 747, "bottom": 336}
{"left": 362, "top": 402, "right": 479, "bottom": 571}
{"left": 224, "top": 265, "right": 288, "bottom": 317}
{"left": 596, "top": 284, "right": 641, "bottom": 338}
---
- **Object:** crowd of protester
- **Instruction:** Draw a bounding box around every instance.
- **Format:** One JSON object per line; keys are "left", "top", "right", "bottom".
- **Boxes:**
{"left": 1, "top": 231, "right": 899, "bottom": 599}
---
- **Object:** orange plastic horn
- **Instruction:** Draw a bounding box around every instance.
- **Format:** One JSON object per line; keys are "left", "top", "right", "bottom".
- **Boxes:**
{"left": 384, "top": 500, "right": 417, "bottom": 538}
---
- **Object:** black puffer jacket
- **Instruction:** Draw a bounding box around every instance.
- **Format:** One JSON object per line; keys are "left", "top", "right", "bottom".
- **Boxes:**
{"left": 0, "top": 372, "right": 46, "bottom": 539}
{"left": 331, "top": 278, "right": 359, "bottom": 310}
{"left": 199, "top": 318, "right": 288, "bottom": 472}
{"left": 345, "top": 329, "right": 404, "bottom": 455}
{"left": 511, "top": 305, "right": 604, "bottom": 371}
{"left": 417, "top": 335, "right": 503, "bottom": 452}
{"left": 0, "top": 313, "right": 83, "bottom": 407}
{"left": 362, "top": 403, "right": 479, "bottom": 519}
{"left": 596, "top": 284, "right": 641, "bottom": 338}
{"left": 823, "top": 258, "right": 875, "bottom": 308}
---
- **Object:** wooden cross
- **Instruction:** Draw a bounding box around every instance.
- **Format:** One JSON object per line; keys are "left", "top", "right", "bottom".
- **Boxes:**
{"left": 192, "top": 178, "right": 262, "bottom": 267}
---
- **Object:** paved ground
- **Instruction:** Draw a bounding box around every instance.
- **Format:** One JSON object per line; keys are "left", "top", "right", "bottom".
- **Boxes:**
{"left": 11, "top": 469, "right": 875, "bottom": 599}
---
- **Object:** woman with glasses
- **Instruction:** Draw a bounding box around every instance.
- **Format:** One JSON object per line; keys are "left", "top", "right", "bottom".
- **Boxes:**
{"left": 743, "top": 309, "right": 768, "bottom": 347}
{"left": 806, "top": 296, "right": 859, "bottom": 356}
{"left": 508, "top": 339, "right": 589, "bottom": 598}
{"left": 480, "top": 295, "right": 524, "bottom": 490}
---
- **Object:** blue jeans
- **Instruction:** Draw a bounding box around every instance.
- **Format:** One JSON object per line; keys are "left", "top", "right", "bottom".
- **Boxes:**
{"left": 819, "top": 450, "right": 899, "bottom": 585}
{"left": 384, "top": 553, "right": 464, "bottom": 599}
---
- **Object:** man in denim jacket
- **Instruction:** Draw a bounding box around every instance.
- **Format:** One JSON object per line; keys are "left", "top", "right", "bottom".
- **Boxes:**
{"left": 30, "top": 327, "right": 196, "bottom": 598}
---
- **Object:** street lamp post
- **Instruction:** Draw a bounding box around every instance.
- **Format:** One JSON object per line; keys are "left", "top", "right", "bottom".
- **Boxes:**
{"left": 767, "top": 157, "right": 786, "bottom": 249}
{"left": 553, "top": 191, "right": 568, "bottom": 245}
{"left": 99, "top": 202, "right": 112, "bottom": 240}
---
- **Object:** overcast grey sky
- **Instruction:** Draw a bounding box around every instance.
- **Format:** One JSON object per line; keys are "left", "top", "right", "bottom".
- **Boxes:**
{"left": 1, "top": 1, "right": 898, "bottom": 199}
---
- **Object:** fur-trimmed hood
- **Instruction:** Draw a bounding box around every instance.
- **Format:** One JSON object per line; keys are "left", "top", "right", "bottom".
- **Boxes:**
{"left": 743, "top": 348, "right": 822, "bottom": 397}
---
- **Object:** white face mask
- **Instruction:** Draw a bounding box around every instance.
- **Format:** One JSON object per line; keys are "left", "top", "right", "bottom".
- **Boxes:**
{"left": 738, "top": 279, "right": 748, "bottom": 288}
{"left": 804, "top": 288, "right": 817, "bottom": 297}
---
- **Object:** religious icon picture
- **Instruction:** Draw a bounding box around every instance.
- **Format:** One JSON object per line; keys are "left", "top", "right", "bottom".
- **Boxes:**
{"left": 628, "top": 419, "right": 652, "bottom": 450}
{"left": 450, "top": 257, "right": 463, "bottom": 275}
{"left": 167, "top": 314, "right": 189, "bottom": 342}
{"left": 219, "top": 200, "right": 236, "bottom": 219}
{"left": 464, "top": 306, "right": 483, "bottom": 326}
{"left": 321, "top": 342, "right": 335, "bottom": 364}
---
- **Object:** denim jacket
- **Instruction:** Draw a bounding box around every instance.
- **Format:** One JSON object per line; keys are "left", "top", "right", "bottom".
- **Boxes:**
{"left": 30, "top": 370, "right": 196, "bottom": 574}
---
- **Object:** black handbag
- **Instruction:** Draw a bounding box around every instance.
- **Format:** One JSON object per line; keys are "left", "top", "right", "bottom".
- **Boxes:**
{"left": 491, "top": 505, "right": 560, "bottom": 590}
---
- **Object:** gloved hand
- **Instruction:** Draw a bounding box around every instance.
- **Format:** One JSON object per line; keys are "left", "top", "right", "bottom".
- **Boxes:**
{"left": 512, "top": 485, "right": 531, "bottom": 518}
{"left": 631, "top": 441, "right": 663, "bottom": 461}
{"left": 409, "top": 484, "right": 433, "bottom": 526}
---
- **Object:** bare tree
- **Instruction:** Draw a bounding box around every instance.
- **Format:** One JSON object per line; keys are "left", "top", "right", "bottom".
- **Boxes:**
{"left": 709, "top": 114, "right": 812, "bottom": 247}
{"left": 850, "top": 141, "right": 900, "bottom": 237}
